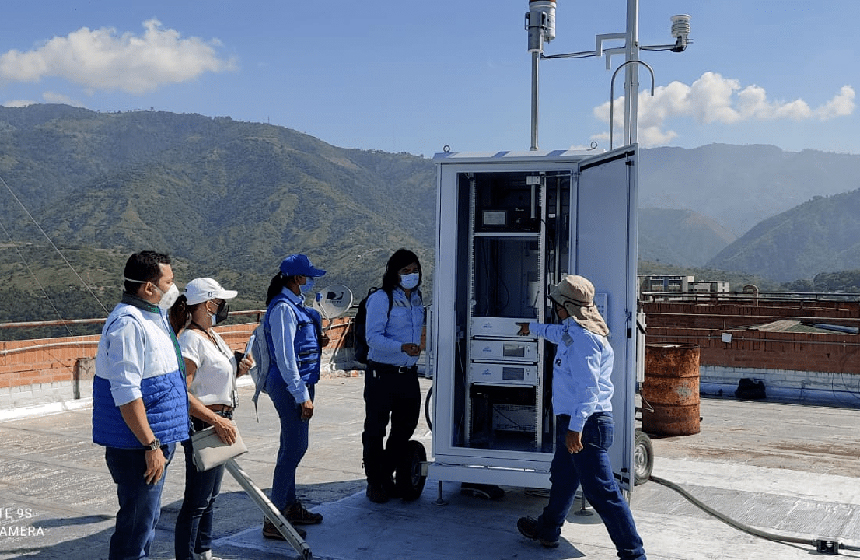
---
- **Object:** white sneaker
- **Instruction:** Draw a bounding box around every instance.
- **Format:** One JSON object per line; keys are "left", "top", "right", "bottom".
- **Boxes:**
{"left": 192, "top": 552, "right": 222, "bottom": 560}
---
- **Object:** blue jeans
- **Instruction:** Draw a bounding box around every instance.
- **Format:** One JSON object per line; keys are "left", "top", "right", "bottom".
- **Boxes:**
{"left": 174, "top": 439, "right": 225, "bottom": 560}
{"left": 104, "top": 443, "right": 176, "bottom": 560}
{"left": 267, "top": 372, "right": 314, "bottom": 511}
{"left": 538, "top": 413, "right": 646, "bottom": 560}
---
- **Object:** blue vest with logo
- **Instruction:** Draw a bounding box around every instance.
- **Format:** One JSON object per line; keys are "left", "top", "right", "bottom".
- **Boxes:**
{"left": 92, "top": 302, "right": 189, "bottom": 448}
{"left": 265, "top": 293, "right": 322, "bottom": 386}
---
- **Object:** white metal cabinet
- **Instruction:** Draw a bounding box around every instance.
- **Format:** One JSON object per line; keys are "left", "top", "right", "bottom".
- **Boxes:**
{"left": 430, "top": 147, "right": 639, "bottom": 490}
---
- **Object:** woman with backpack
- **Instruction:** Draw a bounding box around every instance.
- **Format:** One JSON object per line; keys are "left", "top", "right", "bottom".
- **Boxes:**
{"left": 260, "top": 254, "right": 328, "bottom": 540}
{"left": 362, "top": 248, "right": 425, "bottom": 503}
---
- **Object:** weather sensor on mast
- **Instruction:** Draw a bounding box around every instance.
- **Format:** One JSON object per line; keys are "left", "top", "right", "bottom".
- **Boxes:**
{"left": 526, "top": 0, "right": 691, "bottom": 151}
{"left": 526, "top": 0, "right": 556, "bottom": 53}
{"left": 525, "top": 0, "right": 556, "bottom": 151}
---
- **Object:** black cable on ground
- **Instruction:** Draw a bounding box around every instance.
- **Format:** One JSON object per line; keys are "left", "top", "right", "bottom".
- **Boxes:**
{"left": 424, "top": 386, "right": 433, "bottom": 431}
{"left": 649, "top": 474, "right": 860, "bottom": 555}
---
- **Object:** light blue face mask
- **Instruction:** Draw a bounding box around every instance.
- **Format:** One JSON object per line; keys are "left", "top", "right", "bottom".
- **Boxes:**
{"left": 299, "top": 278, "right": 315, "bottom": 294}
{"left": 400, "top": 272, "right": 420, "bottom": 290}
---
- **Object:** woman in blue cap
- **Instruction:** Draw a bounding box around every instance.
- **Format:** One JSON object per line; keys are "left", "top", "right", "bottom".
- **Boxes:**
{"left": 260, "top": 254, "right": 328, "bottom": 541}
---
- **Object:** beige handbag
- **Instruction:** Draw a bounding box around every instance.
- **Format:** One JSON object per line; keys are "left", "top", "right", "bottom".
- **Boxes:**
{"left": 190, "top": 423, "right": 247, "bottom": 471}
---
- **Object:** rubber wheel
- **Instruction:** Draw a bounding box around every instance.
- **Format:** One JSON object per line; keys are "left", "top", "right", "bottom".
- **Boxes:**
{"left": 397, "top": 440, "right": 427, "bottom": 501}
{"left": 634, "top": 428, "right": 653, "bottom": 486}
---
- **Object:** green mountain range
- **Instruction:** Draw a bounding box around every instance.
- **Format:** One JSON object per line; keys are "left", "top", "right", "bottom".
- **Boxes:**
{"left": 639, "top": 144, "right": 860, "bottom": 236}
{"left": 707, "top": 188, "right": 860, "bottom": 282}
{"left": 1, "top": 104, "right": 859, "bottom": 337}
{"left": 0, "top": 104, "right": 435, "bottom": 329}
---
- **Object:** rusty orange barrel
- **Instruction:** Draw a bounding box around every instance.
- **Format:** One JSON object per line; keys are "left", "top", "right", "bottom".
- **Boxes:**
{"left": 642, "top": 343, "right": 701, "bottom": 436}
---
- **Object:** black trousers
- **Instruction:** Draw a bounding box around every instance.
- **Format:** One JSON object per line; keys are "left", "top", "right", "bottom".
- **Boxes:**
{"left": 361, "top": 362, "right": 421, "bottom": 489}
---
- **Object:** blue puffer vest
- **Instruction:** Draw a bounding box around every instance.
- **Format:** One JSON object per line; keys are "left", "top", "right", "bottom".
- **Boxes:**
{"left": 92, "top": 303, "right": 189, "bottom": 448}
{"left": 265, "top": 293, "right": 322, "bottom": 385}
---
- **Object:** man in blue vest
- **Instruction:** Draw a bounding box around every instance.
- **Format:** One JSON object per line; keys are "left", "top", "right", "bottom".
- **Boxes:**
{"left": 93, "top": 251, "right": 189, "bottom": 560}
{"left": 261, "top": 254, "right": 328, "bottom": 540}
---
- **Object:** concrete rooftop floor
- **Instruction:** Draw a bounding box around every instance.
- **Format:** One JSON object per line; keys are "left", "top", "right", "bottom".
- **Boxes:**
{"left": 0, "top": 376, "right": 858, "bottom": 559}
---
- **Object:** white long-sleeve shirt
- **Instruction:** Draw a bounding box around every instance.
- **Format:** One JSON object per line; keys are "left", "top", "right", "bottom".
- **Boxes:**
{"left": 528, "top": 317, "right": 614, "bottom": 432}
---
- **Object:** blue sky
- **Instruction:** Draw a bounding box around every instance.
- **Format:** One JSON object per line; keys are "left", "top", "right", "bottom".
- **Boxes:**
{"left": 1, "top": 0, "right": 857, "bottom": 158}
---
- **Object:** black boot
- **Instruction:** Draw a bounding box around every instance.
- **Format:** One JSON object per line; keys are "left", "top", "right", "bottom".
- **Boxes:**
{"left": 366, "top": 480, "right": 390, "bottom": 503}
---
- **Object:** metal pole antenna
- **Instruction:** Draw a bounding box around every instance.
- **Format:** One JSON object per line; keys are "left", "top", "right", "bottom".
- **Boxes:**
{"left": 624, "top": 0, "right": 640, "bottom": 145}
{"left": 531, "top": 50, "right": 540, "bottom": 151}
{"left": 525, "top": 1, "right": 555, "bottom": 151}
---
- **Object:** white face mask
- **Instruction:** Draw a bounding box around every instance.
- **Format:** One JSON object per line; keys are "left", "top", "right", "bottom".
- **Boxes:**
{"left": 400, "top": 272, "right": 420, "bottom": 290}
{"left": 155, "top": 283, "right": 180, "bottom": 310}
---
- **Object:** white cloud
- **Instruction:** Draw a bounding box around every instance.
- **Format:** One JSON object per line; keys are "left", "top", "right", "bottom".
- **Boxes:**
{"left": 0, "top": 19, "right": 237, "bottom": 94}
{"left": 2, "top": 99, "right": 36, "bottom": 108}
{"left": 815, "top": 85, "right": 855, "bottom": 120}
{"left": 638, "top": 126, "right": 678, "bottom": 146}
{"left": 593, "top": 72, "right": 856, "bottom": 146}
{"left": 42, "top": 92, "right": 85, "bottom": 107}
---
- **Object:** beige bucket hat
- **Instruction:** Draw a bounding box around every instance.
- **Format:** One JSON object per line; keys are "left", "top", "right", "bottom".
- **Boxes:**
{"left": 549, "top": 275, "right": 609, "bottom": 337}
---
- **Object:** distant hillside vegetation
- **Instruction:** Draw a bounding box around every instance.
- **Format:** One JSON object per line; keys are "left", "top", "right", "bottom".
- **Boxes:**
{"left": 2, "top": 104, "right": 860, "bottom": 334}
{"left": 639, "top": 208, "right": 736, "bottom": 267}
{"left": 707, "top": 189, "right": 860, "bottom": 282}
{"left": 0, "top": 104, "right": 435, "bottom": 315}
{"left": 639, "top": 144, "right": 860, "bottom": 236}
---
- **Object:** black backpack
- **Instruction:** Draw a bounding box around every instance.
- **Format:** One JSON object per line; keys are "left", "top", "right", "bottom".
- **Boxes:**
{"left": 353, "top": 287, "right": 392, "bottom": 364}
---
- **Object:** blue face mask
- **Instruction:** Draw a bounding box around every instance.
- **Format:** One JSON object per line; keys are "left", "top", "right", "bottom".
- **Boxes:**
{"left": 400, "top": 272, "right": 420, "bottom": 290}
{"left": 299, "top": 278, "right": 315, "bottom": 294}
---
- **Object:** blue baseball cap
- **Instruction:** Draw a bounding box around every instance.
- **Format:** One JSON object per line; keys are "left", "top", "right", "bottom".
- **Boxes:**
{"left": 279, "top": 254, "right": 326, "bottom": 278}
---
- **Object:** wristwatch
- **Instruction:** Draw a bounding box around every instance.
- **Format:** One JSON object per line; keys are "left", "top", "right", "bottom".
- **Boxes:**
{"left": 145, "top": 438, "right": 161, "bottom": 451}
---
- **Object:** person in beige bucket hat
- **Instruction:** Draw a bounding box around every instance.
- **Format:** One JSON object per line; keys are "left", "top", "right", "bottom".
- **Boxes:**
{"left": 548, "top": 275, "right": 609, "bottom": 337}
{"left": 516, "top": 274, "right": 646, "bottom": 557}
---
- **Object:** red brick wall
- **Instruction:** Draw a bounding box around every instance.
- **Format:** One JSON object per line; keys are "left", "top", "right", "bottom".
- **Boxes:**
{"left": 644, "top": 300, "right": 860, "bottom": 330}
{"left": 5, "top": 299, "right": 855, "bottom": 391}
{"left": 643, "top": 300, "right": 860, "bottom": 375}
{"left": 0, "top": 336, "right": 100, "bottom": 390}
{"left": 647, "top": 326, "right": 860, "bottom": 375}
{"left": 0, "top": 318, "right": 356, "bottom": 391}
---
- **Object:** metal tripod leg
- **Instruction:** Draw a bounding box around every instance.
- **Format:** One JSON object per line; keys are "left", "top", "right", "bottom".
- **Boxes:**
{"left": 224, "top": 459, "right": 313, "bottom": 560}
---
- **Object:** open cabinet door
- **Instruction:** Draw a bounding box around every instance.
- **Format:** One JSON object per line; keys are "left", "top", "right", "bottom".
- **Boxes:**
{"left": 428, "top": 147, "right": 641, "bottom": 492}
{"left": 574, "top": 145, "right": 639, "bottom": 491}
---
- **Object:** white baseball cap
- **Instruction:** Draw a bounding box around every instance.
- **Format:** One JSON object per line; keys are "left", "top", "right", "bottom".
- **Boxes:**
{"left": 184, "top": 278, "right": 238, "bottom": 305}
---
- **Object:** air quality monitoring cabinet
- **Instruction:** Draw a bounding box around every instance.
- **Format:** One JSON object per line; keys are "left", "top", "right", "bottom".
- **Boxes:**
{"left": 429, "top": 147, "right": 640, "bottom": 491}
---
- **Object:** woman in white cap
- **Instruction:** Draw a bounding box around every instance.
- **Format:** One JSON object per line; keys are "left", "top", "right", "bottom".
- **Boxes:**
{"left": 171, "top": 278, "right": 252, "bottom": 560}
{"left": 515, "top": 275, "right": 646, "bottom": 559}
{"left": 259, "top": 254, "right": 328, "bottom": 541}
